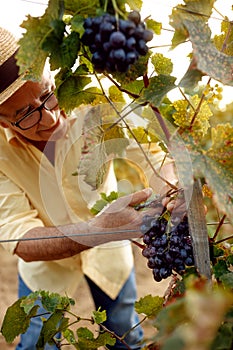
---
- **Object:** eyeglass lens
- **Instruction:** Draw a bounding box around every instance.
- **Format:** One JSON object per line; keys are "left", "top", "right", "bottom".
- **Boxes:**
{"left": 17, "top": 93, "right": 57, "bottom": 129}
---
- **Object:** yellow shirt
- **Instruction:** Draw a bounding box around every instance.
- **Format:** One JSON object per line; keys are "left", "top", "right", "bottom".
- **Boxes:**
{"left": 0, "top": 109, "right": 167, "bottom": 299}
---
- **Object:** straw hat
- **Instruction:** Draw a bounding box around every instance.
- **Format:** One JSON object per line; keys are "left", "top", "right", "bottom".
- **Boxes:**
{"left": 0, "top": 27, "right": 27, "bottom": 105}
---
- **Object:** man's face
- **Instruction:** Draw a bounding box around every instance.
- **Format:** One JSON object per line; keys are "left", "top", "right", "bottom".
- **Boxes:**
{"left": 0, "top": 73, "right": 68, "bottom": 142}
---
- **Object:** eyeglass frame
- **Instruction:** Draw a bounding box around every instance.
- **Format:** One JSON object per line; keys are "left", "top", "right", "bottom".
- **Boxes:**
{"left": 11, "top": 91, "right": 58, "bottom": 130}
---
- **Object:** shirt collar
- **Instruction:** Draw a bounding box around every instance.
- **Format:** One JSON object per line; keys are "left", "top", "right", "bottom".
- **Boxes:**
{"left": 4, "top": 127, "right": 31, "bottom": 147}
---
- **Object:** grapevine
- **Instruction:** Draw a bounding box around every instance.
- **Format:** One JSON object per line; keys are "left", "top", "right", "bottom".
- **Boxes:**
{"left": 0, "top": 0, "right": 233, "bottom": 349}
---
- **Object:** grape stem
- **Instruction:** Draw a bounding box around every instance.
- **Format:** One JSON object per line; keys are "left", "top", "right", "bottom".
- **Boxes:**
{"left": 150, "top": 104, "right": 171, "bottom": 142}
{"left": 96, "top": 74, "right": 177, "bottom": 190}
{"left": 111, "top": 0, "right": 125, "bottom": 18}
{"left": 214, "top": 235, "right": 233, "bottom": 245}
{"left": 211, "top": 214, "right": 227, "bottom": 241}
{"left": 130, "top": 239, "right": 144, "bottom": 249}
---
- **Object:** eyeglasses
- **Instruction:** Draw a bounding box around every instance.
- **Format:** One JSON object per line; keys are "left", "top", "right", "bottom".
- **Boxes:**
{"left": 11, "top": 92, "right": 58, "bottom": 130}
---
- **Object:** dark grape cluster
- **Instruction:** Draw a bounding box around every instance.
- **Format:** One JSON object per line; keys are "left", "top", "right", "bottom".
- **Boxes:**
{"left": 141, "top": 215, "right": 195, "bottom": 282}
{"left": 81, "top": 11, "right": 153, "bottom": 73}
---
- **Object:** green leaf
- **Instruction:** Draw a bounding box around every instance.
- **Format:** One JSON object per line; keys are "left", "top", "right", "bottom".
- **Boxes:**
{"left": 161, "top": 334, "right": 185, "bottom": 350}
{"left": 17, "top": 0, "right": 65, "bottom": 79}
{"left": 151, "top": 53, "right": 173, "bottom": 75}
{"left": 90, "top": 198, "right": 109, "bottom": 215}
{"left": 64, "top": 0, "right": 100, "bottom": 15}
{"left": 55, "top": 69, "right": 100, "bottom": 111}
{"left": 70, "top": 14, "right": 86, "bottom": 33}
{"left": 219, "top": 273, "right": 233, "bottom": 290}
{"left": 211, "top": 322, "right": 233, "bottom": 350}
{"left": 140, "top": 75, "right": 177, "bottom": 106}
{"left": 40, "top": 291, "right": 74, "bottom": 312}
{"left": 154, "top": 297, "right": 187, "bottom": 333}
{"left": 213, "top": 259, "right": 229, "bottom": 279}
{"left": 1, "top": 298, "right": 39, "bottom": 343}
{"left": 20, "top": 291, "right": 40, "bottom": 314}
{"left": 63, "top": 329, "right": 77, "bottom": 345}
{"left": 135, "top": 294, "right": 164, "bottom": 318}
{"left": 48, "top": 30, "right": 80, "bottom": 70}
{"left": 76, "top": 327, "right": 116, "bottom": 349}
{"left": 36, "top": 310, "right": 64, "bottom": 349}
{"left": 92, "top": 308, "right": 107, "bottom": 324}
{"left": 179, "top": 59, "right": 204, "bottom": 90}
{"left": 41, "top": 19, "right": 65, "bottom": 52}
{"left": 112, "top": 52, "right": 150, "bottom": 85}
{"left": 90, "top": 191, "right": 122, "bottom": 215}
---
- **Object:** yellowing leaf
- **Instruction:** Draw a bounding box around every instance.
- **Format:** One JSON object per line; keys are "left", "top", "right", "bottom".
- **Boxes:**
{"left": 173, "top": 95, "right": 212, "bottom": 137}
{"left": 151, "top": 53, "right": 173, "bottom": 75}
{"left": 145, "top": 19, "right": 162, "bottom": 35}
{"left": 108, "top": 85, "right": 125, "bottom": 103}
{"left": 206, "top": 123, "right": 233, "bottom": 168}
{"left": 214, "top": 19, "right": 233, "bottom": 56}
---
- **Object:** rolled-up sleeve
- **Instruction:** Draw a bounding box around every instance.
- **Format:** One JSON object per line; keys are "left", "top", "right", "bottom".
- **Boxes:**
{"left": 0, "top": 171, "right": 44, "bottom": 254}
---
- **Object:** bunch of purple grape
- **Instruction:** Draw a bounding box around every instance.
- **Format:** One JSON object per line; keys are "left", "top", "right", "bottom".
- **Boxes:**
{"left": 81, "top": 11, "right": 153, "bottom": 73}
{"left": 141, "top": 214, "right": 195, "bottom": 282}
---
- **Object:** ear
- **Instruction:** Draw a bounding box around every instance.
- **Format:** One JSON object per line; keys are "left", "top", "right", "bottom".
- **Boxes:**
{"left": 0, "top": 121, "right": 10, "bottom": 128}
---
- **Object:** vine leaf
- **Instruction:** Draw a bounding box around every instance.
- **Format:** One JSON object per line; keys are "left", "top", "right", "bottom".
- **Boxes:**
{"left": 76, "top": 327, "right": 116, "bottom": 349}
{"left": 172, "top": 94, "right": 212, "bottom": 137}
{"left": 77, "top": 105, "right": 129, "bottom": 189}
{"left": 169, "top": 0, "right": 214, "bottom": 48}
{"left": 181, "top": 126, "right": 233, "bottom": 224}
{"left": 37, "top": 311, "right": 66, "bottom": 349}
{"left": 64, "top": 0, "right": 99, "bottom": 15}
{"left": 55, "top": 65, "right": 103, "bottom": 111}
{"left": 184, "top": 19, "right": 233, "bottom": 86}
{"left": 140, "top": 75, "right": 177, "bottom": 106}
{"left": 154, "top": 281, "right": 233, "bottom": 349}
{"left": 151, "top": 53, "right": 173, "bottom": 75}
{"left": 17, "top": 0, "right": 65, "bottom": 80}
{"left": 170, "top": 0, "right": 233, "bottom": 85}
{"left": 135, "top": 294, "right": 164, "bottom": 318}
{"left": 214, "top": 19, "right": 233, "bottom": 56}
{"left": 92, "top": 308, "right": 107, "bottom": 324}
{"left": 1, "top": 298, "right": 39, "bottom": 343}
{"left": 42, "top": 23, "right": 80, "bottom": 70}
{"left": 178, "top": 58, "right": 205, "bottom": 90}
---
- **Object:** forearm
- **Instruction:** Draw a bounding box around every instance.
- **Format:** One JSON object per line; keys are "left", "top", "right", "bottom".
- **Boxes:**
{"left": 14, "top": 188, "right": 153, "bottom": 262}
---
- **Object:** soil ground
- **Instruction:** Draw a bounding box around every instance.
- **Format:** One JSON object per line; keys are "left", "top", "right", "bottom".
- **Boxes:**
{"left": 0, "top": 244, "right": 169, "bottom": 349}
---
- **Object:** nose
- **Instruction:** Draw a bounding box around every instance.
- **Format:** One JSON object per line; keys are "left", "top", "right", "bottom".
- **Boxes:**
{"left": 39, "top": 108, "right": 58, "bottom": 128}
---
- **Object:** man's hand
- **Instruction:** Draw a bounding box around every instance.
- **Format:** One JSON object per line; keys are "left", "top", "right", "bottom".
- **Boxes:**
{"left": 90, "top": 188, "right": 157, "bottom": 236}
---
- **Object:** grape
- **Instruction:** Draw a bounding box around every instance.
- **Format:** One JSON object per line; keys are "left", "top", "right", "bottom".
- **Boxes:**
{"left": 140, "top": 214, "right": 195, "bottom": 282}
{"left": 143, "top": 29, "right": 154, "bottom": 42}
{"left": 110, "top": 31, "right": 126, "bottom": 48}
{"left": 128, "top": 10, "right": 141, "bottom": 25}
{"left": 126, "top": 37, "right": 136, "bottom": 50}
{"left": 81, "top": 11, "right": 153, "bottom": 73}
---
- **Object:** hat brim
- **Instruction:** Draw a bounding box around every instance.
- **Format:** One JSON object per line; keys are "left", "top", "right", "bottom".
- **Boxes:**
{"left": 0, "top": 75, "right": 27, "bottom": 105}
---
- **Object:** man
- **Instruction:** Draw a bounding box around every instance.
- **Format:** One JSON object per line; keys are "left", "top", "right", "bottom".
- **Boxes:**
{"left": 0, "top": 26, "right": 175, "bottom": 349}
